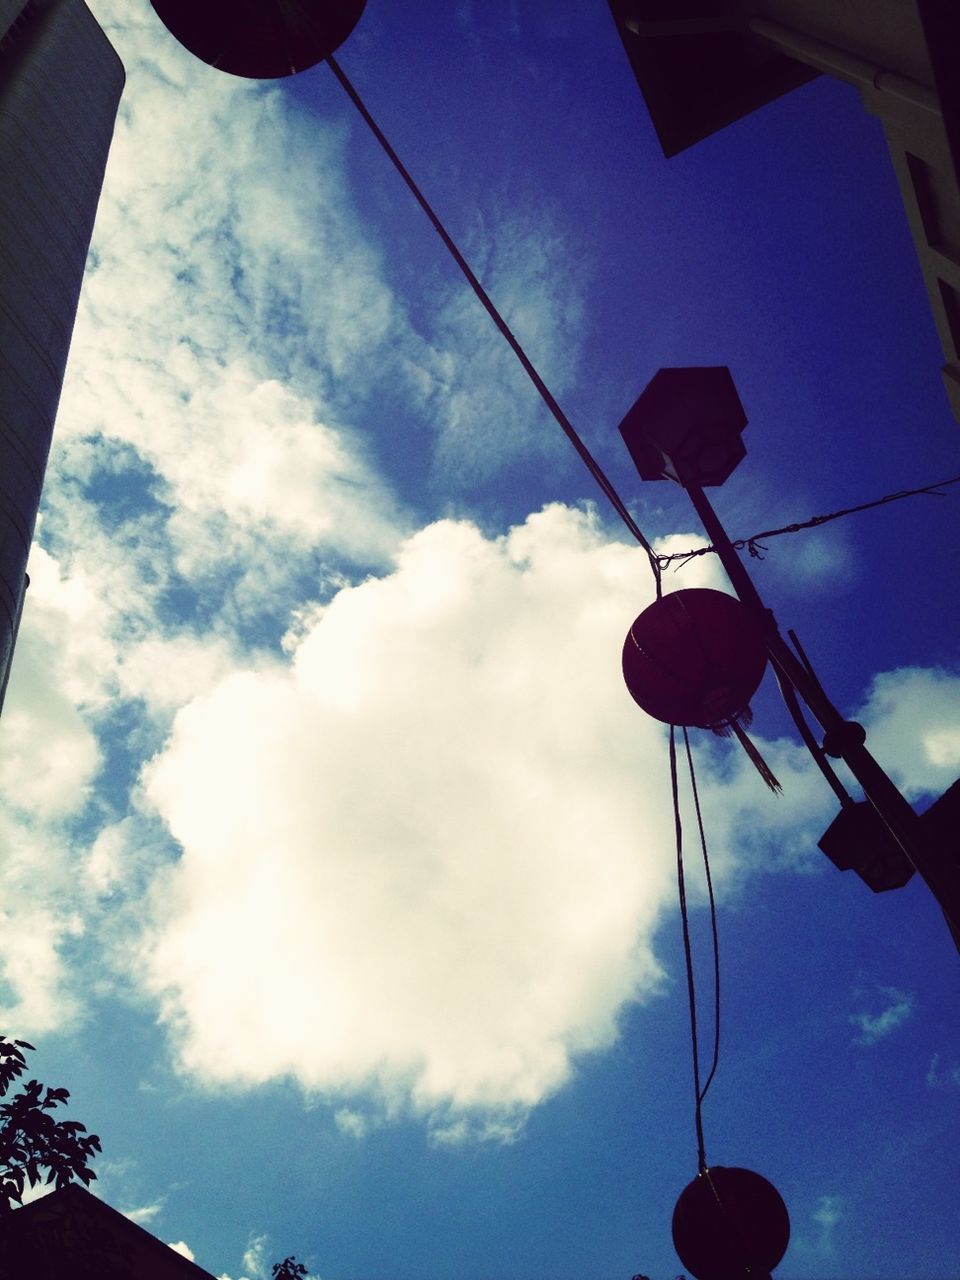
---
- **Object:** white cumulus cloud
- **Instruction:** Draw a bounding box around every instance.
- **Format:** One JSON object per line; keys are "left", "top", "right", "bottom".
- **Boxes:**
{"left": 141, "top": 506, "right": 693, "bottom": 1126}
{"left": 854, "top": 667, "right": 960, "bottom": 799}
{"left": 53, "top": 6, "right": 407, "bottom": 617}
{"left": 136, "top": 504, "right": 958, "bottom": 1130}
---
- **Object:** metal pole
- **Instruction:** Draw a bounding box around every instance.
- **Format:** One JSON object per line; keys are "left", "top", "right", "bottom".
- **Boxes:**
{"left": 683, "top": 479, "right": 960, "bottom": 938}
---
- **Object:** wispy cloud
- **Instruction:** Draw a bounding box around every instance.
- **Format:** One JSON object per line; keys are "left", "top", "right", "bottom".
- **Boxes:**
{"left": 333, "top": 1108, "right": 371, "bottom": 1140}
{"left": 54, "top": 9, "right": 408, "bottom": 611}
{"left": 926, "top": 1053, "right": 960, "bottom": 1088}
{"left": 427, "top": 203, "right": 590, "bottom": 487}
{"left": 812, "top": 1193, "right": 843, "bottom": 1256}
{"left": 212, "top": 1230, "right": 273, "bottom": 1280}
{"left": 241, "top": 1233, "right": 270, "bottom": 1280}
{"left": 849, "top": 986, "right": 914, "bottom": 1045}
{"left": 124, "top": 1201, "right": 164, "bottom": 1225}
{"left": 854, "top": 668, "right": 960, "bottom": 800}
{"left": 3, "top": 0, "right": 416, "bottom": 1033}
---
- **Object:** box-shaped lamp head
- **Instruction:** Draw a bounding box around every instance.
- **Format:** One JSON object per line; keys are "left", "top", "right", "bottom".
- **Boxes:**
{"left": 618, "top": 366, "right": 747, "bottom": 486}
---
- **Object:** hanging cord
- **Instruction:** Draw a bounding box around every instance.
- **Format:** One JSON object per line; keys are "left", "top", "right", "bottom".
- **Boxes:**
{"left": 324, "top": 53, "right": 662, "bottom": 598}
{"left": 658, "top": 474, "right": 960, "bottom": 570}
{"left": 683, "top": 726, "right": 721, "bottom": 1105}
{"left": 670, "top": 726, "right": 706, "bottom": 1173}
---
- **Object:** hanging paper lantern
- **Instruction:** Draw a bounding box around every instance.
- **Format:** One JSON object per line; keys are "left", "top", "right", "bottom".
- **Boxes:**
{"left": 150, "top": 0, "right": 368, "bottom": 79}
{"left": 622, "top": 588, "right": 767, "bottom": 729}
{"left": 672, "top": 1165, "right": 791, "bottom": 1280}
{"left": 622, "top": 588, "right": 780, "bottom": 790}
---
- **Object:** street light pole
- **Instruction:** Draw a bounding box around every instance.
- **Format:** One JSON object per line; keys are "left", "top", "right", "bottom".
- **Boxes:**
{"left": 618, "top": 366, "right": 960, "bottom": 947}
{"left": 683, "top": 477, "right": 960, "bottom": 940}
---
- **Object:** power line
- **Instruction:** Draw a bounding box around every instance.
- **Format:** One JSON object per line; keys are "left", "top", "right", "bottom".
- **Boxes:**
{"left": 325, "top": 53, "right": 662, "bottom": 597}
{"left": 658, "top": 474, "right": 960, "bottom": 570}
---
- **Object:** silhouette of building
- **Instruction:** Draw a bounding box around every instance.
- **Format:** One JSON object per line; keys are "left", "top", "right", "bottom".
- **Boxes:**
{"left": 609, "top": 1, "right": 960, "bottom": 422}
{"left": 0, "top": 0, "right": 124, "bottom": 713}
{"left": 0, "top": 1183, "right": 217, "bottom": 1279}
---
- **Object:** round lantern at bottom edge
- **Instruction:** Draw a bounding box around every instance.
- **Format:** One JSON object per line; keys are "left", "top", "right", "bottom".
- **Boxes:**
{"left": 671, "top": 1165, "right": 790, "bottom": 1280}
{"left": 150, "top": 0, "right": 369, "bottom": 78}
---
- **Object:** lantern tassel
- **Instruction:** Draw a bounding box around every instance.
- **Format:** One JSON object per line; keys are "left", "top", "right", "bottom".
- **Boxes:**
{"left": 730, "top": 718, "right": 782, "bottom": 793}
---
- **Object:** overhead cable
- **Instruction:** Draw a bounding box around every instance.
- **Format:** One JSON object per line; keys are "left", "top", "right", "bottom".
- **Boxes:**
{"left": 658, "top": 474, "right": 960, "bottom": 570}
{"left": 325, "top": 53, "right": 662, "bottom": 596}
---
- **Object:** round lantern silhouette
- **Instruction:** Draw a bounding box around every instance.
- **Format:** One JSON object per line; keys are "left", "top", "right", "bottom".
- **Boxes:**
{"left": 622, "top": 588, "right": 768, "bottom": 731}
{"left": 150, "top": 0, "right": 368, "bottom": 78}
{"left": 622, "top": 588, "right": 779, "bottom": 788}
{"left": 672, "top": 1165, "right": 791, "bottom": 1280}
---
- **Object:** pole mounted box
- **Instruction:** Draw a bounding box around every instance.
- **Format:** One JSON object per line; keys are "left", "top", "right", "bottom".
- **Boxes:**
{"left": 818, "top": 801, "right": 916, "bottom": 893}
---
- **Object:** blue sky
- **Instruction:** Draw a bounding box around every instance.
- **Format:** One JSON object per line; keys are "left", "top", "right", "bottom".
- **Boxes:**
{"left": 2, "top": 2, "right": 960, "bottom": 1278}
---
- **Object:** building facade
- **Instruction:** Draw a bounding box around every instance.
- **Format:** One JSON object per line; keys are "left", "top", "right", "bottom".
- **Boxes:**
{"left": 0, "top": 0, "right": 123, "bottom": 711}
{"left": 609, "top": 1, "right": 960, "bottom": 423}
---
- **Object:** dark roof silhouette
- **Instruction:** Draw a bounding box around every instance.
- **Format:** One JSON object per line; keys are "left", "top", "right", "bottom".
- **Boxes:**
{"left": 0, "top": 1183, "right": 216, "bottom": 1279}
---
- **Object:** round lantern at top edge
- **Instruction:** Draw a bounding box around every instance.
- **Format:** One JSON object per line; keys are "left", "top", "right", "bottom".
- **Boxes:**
{"left": 672, "top": 1165, "right": 791, "bottom": 1280}
{"left": 622, "top": 588, "right": 768, "bottom": 730}
{"left": 150, "top": 0, "right": 369, "bottom": 79}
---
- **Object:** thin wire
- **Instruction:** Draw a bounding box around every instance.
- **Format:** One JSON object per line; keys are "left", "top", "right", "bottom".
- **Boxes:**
{"left": 682, "top": 726, "right": 720, "bottom": 1106}
{"left": 324, "top": 52, "right": 662, "bottom": 597}
{"left": 657, "top": 474, "right": 960, "bottom": 570}
{"left": 669, "top": 725, "right": 707, "bottom": 1173}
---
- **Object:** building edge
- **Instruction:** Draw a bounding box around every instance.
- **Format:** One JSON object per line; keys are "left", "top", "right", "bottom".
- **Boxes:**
{"left": 0, "top": 0, "right": 124, "bottom": 711}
